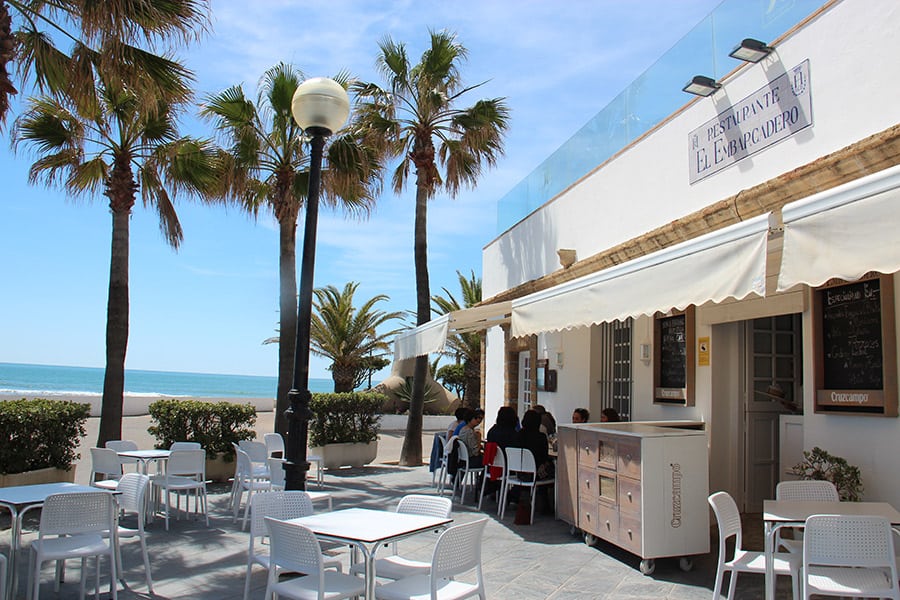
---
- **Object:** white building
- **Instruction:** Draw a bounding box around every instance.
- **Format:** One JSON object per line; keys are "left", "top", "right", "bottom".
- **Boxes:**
{"left": 395, "top": 0, "right": 900, "bottom": 511}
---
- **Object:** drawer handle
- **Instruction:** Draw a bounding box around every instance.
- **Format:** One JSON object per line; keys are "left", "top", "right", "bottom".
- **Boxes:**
{"left": 626, "top": 492, "right": 632, "bottom": 500}
{"left": 627, "top": 529, "right": 633, "bottom": 539}
{"left": 605, "top": 520, "right": 611, "bottom": 530}
{"left": 585, "top": 480, "right": 591, "bottom": 489}
{"left": 585, "top": 513, "right": 591, "bottom": 522}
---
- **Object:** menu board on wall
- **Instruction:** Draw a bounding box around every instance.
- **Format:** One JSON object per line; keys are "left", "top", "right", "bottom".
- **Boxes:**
{"left": 654, "top": 307, "right": 696, "bottom": 405}
{"left": 813, "top": 274, "right": 898, "bottom": 416}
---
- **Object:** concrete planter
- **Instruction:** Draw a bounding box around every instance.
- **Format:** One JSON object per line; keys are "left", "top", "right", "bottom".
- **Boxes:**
{"left": 309, "top": 441, "right": 378, "bottom": 470}
{"left": 205, "top": 452, "right": 236, "bottom": 483}
{"left": 0, "top": 466, "right": 75, "bottom": 487}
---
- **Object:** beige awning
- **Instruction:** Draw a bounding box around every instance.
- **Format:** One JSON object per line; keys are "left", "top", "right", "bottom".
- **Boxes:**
{"left": 392, "top": 301, "right": 512, "bottom": 360}
{"left": 511, "top": 213, "right": 770, "bottom": 337}
{"left": 778, "top": 164, "right": 900, "bottom": 291}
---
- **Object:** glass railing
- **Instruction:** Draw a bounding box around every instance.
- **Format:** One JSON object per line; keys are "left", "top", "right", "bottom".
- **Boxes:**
{"left": 496, "top": 0, "right": 824, "bottom": 234}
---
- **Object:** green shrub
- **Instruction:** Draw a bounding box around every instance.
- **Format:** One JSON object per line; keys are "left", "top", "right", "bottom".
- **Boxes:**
{"left": 147, "top": 399, "right": 257, "bottom": 459}
{"left": 792, "top": 446, "right": 864, "bottom": 501}
{"left": 0, "top": 398, "right": 90, "bottom": 474}
{"left": 308, "top": 392, "right": 384, "bottom": 447}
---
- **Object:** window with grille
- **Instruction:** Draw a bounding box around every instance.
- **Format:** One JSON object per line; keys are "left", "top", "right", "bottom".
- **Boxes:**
{"left": 596, "top": 319, "right": 633, "bottom": 420}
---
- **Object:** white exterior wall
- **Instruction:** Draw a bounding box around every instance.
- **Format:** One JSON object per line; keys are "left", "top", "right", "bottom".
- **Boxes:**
{"left": 483, "top": 0, "right": 900, "bottom": 504}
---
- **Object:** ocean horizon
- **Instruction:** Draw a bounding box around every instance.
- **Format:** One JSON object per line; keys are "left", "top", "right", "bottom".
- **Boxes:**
{"left": 0, "top": 362, "right": 336, "bottom": 399}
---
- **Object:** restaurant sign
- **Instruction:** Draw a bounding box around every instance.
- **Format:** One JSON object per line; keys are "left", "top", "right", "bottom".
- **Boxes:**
{"left": 689, "top": 60, "right": 812, "bottom": 183}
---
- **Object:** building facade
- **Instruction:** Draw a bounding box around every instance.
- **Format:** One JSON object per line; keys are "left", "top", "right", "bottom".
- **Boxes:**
{"left": 479, "top": 0, "right": 900, "bottom": 511}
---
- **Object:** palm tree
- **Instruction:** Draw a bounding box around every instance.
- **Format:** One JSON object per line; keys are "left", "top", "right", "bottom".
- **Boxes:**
{"left": 310, "top": 282, "right": 403, "bottom": 393}
{"left": 13, "top": 60, "right": 219, "bottom": 446}
{"left": 202, "top": 64, "right": 383, "bottom": 434}
{"left": 432, "top": 270, "right": 483, "bottom": 406}
{"left": 1, "top": 0, "right": 208, "bottom": 125}
{"left": 353, "top": 30, "right": 509, "bottom": 465}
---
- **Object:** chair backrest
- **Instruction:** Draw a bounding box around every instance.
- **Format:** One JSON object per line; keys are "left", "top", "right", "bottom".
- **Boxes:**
{"left": 776, "top": 479, "right": 840, "bottom": 502}
{"left": 170, "top": 441, "right": 202, "bottom": 450}
{"left": 90, "top": 447, "right": 123, "bottom": 478}
{"left": 708, "top": 491, "right": 743, "bottom": 552}
{"left": 105, "top": 439, "right": 138, "bottom": 452}
{"left": 805, "top": 514, "right": 897, "bottom": 570}
{"left": 166, "top": 449, "right": 206, "bottom": 477}
{"left": 117, "top": 473, "right": 150, "bottom": 516}
{"left": 430, "top": 518, "right": 488, "bottom": 587}
{"left": 397, "top": 494, "right": 453, "bottom": 519}
{"left": 505, "top": 447, "right": 537, "bottom": 475}
{"left": 40, "top": 491, "right": 115, "bottom": 537}
{"left": 455, "top": 440, "right": 470, "bottom": 467}
{"left": 239, "top": 440, "right": 268, "bottom": 463}
{"left": 265, "top": 517, "right": 324, "bottom": 588}
{"left": 236, "top": 449, "right": 254, "bottom": 480}
{"left": 264, "top": 433, "right": 285, "bottom": 457}
{"left": 267, "top": 458, "right": 285, "bottom": 489}
{"left": 441, "top": 435, "right": 458, "bottom": 459}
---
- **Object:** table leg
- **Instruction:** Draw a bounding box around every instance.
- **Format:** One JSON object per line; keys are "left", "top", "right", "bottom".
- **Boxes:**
{"left": 764, "top": 521, "right": 775, "bottom": 600}
{"left": 363, "top": 545, "right": 376, "bottom": 600}
{"left": 4, "top": 506, "right": 19, "bottom": 600}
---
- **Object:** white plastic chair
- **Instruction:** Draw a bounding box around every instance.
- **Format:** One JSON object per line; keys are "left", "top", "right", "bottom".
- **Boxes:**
{"left": 452, "top": 443, "right": 480, "bottom": 504}
{"left": 264, "top": 433, "right": 284, "bottom": 458}
{"left": 436, "top": 435, "right": 458, "bottom": 495}
{"left": 1, "top": 552, "right": 7, "bottom": 600}
{"left": 242, "top": 491, "right": 341, "bottom": 600}
{"left": 708, "top": 491, "right": 800, "bottom": 600}
{"left": 350, "top": 494, "right": 453, "bottom": 581}
{"left": 775, "top": 480, "right": 840, "bottom": 553}
{"left": 263, "top": 517, "right": 364, "bottom": 600}
{"left": 105, "top": 440, "right": 139, "bottom": 470}
{"left": 307, "top": 452, "right": 325, "bottom": 487}
{"left": 151, "top": 449, "right": 208, "bottom": 530}
{"left": 477, "top": 444, "right": 507, "bottom": 512}
{"left": 239, "top": 440, "right": 269, "bottom": 464}
{"left": 267, "top": 457, "right": 285, "bottom": 490}
{"left": 27, "top": 491, "right": 118, "bottom": 600}
{"left": 169, "top": 441, "right": 201, "bottom": 450}
{"left": 802, "top": 513, "right": 900, "bottom": 599}
{"left": 500, "top": 448, "right": 554, "bottom": 524}
{"left": 373, "top": 518, "right": 488, "bottom": 600}
{"left": 89, "top": 447, "right": 123, "bottom": 491}
{"left": 108, "top": 473, "right": 153, "bottom": 593}
{"left": 233, "top": 449, "right": 272, "bottom": 530}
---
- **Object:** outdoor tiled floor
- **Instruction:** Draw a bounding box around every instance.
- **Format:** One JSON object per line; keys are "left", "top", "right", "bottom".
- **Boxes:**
{"left": 2, "top": 457, "right": 791, "bottom": 599}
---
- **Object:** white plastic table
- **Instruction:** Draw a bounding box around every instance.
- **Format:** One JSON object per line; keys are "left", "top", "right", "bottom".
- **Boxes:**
{"left": 0, "top": 482, "right": 100, "bottom": 598}
{"left": 288, "top": 507, "right": 452, "bottom": 599}
{"left": 762, "top": 499, "right": 900, "bottom": 600}
{"left": 117, "top": 449, "right": 171, "bottom": 474}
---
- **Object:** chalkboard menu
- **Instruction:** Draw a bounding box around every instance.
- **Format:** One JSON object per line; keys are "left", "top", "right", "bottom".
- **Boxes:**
{"left": 813, "top": 275, "right": 898, "bottom": 416}
{"left": 654, "top": 307, "right": 696, "bottom": 405}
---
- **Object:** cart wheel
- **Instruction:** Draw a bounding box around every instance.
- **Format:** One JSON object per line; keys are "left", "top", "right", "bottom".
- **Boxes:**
{"left": 583, "top": 532, "right": 598, "bottom": 547}
{"left": 678, "top": 557, "right": 694, "bottom": 572}
{"left": 639, "top": 559, "right": 656, "bottom": 575}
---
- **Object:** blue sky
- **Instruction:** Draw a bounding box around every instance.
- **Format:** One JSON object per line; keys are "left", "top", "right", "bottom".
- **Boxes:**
{"left": 0, "top": 0, "right": 722, "bottom": 379}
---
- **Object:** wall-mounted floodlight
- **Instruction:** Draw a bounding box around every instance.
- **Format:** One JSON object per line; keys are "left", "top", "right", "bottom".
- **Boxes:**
{"left": 729, "top": 38, "right": 773, "bottom": 63}
{"left": 682, "top": 75, "right": 721, "bottom": 97}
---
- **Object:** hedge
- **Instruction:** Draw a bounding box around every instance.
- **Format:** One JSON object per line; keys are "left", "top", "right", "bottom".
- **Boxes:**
{"left": 0, "top": 398, "right": 90, "bottom": 474}
{"left": 308, "top": 392, "right": 384, "bottom": 447}
{"left": 147, "top": 399, "right": 257, "bottom": 459}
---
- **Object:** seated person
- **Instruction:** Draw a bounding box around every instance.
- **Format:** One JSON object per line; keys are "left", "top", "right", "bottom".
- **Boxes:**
{"left": 532, "top": 404, "right": 557, "bottom": 437}
{"left": 457, "top": 408, "right": 485, "bottom": 469}
{"left": 514, "top": 409, "right": 554, "bottom": 481}
{"left": 572, "top": 407, "right": 589, "bottom": 423}
{"left": 600, "top": 407, "right": 621, "bottom": 422}
{"left": 486, "top": 406, "right": 519, "bottom": 449}
{"left": 447, "top": 406, "right": 468, "bottom": 439}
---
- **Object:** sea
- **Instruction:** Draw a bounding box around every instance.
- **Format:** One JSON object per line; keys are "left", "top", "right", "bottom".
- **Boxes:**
{"left": 0, "top": 362, "right": 335, "bottom": 400}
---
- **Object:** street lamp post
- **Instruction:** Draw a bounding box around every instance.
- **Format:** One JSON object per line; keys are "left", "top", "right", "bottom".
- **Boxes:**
{"left": 283, "top": 77, "right": 350, "bottom": 491}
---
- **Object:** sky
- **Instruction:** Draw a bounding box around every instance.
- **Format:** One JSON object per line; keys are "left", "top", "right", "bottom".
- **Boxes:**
{"left": 0, "top": 0, "right": 723, "bottom": 379}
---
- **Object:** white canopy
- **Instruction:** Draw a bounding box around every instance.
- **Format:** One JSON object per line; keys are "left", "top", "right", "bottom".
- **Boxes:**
{"left": 778, "top": 164, "right": 900, "bottom": 291}
{"left": 511, "top": 213, "right": 770, "bottom": 337}
{"left": 392, "top": 301, "right": 512, "bottom": 360}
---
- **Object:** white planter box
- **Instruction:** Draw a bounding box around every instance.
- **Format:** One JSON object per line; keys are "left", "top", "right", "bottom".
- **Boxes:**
{"left": 309, "top": 441, "right": 378, "bottom": 469}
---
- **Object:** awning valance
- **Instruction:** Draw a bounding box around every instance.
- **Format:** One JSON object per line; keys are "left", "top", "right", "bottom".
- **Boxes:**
{"left": 392, "top": 301, "right": 512, "bottom": 360}
{"left": 510, "top": 213, "right": 770, "bottom": 337}
{"left": 777, "top": 164, "right": 900, "bottom": 291}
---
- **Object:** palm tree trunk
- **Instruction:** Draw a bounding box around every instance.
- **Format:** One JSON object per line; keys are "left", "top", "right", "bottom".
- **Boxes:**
{"left": 275, "top": 218, "right": 298, "bottom": 435}
{"left": 332, "top": 364, "right": 356, "bottom": 393}
{"left": 464, "top": 358, "right": 481, "bottom": 408}
{"left": 97, "top": 208, "right": 130, "bottom": 446}
{"left": 0, "top": 1, "right": 17, "bottom": 123}
{"left": 400, "top": 181, "right": 430, "bottom": 466}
